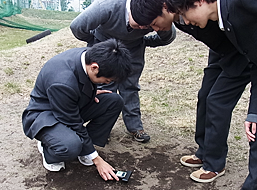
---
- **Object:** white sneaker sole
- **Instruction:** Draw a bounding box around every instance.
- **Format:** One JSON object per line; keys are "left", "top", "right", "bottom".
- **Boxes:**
{"left": 190, "top": 169, "right": 225, "bottom": 183}
{"left": 180, "top": 157, "right": 203, "bottom": 167}
{"left": 37, "top": 141, "right": 65, "bottom": 171}
{"left": 78, "top": 156, "right": 94, "bottom": 166}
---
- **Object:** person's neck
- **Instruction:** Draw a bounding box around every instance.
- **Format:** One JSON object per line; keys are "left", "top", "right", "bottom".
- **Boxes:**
{"left": 209, "top": 1, "right": 219, "bottom": 21}
{"left": 173, "top": 13, "right": 180, "bottom": 23}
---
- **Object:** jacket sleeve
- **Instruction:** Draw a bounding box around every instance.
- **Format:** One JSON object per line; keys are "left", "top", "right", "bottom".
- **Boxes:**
{"left": 240, "top": 0, "right": 257, "bottom": 122}
{"left": 144, "top": 23, "right": 176, "bottom": 47}
{"left": 246, "top": 64, "right": 257, "bottom": 122}
{"left": 70, "top": 0, "right": 109, "bottom": 43}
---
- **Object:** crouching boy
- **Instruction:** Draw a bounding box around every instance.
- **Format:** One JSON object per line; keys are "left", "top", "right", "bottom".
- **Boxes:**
{"left": 22, "top": 39, "right": 131, "bottom": 181}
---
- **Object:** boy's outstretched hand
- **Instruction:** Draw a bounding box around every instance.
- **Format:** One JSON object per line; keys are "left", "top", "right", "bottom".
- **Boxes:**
{"left": 245, "top": 121, "right": 256, "bottom": 142}
{"left": 93, "top": 155, "right": 119, "bottom": 181}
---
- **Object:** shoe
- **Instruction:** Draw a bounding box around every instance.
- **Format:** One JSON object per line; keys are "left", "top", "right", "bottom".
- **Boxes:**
{"left": 78, "top": 156, "right": 94, "bottom": 166}
{"left": 180, "top": 155, "right": 203, "bottom": 167}
{"left": 37, "top": 141, "right": 65, "bottom": 171}
{"left": 190, "top": 167, "right": 225, "bottom": 183}
{"left": 130, "top": 130, "right": 150, "bottom": 143}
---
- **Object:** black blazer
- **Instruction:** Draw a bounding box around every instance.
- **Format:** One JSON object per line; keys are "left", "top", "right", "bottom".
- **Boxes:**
{"left": 22, "top": 48, "right": 97, "bottom": 155}
{"left": 220, "top": 0, "right": 257, "bottom": 115}
{"left": 220, "top": 0, "right": 257, "bottom": 64}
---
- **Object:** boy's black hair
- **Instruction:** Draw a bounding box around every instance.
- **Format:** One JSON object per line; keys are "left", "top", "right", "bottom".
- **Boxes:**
{"left": 130, "top": 0, "right": 164, "bottom": 26}
{"left": 85, "top": 38, "right": 132, "bottom": 83}
{"left": 164, "top": 0, "right": 185, "bottom": 13}
{"left": 165, "top": 0, "right": 216, "bottom": 12}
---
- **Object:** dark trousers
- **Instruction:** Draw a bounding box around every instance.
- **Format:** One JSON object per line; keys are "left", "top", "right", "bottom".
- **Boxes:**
{"left": 98, "top": 43, "right": 146, "bottom": 133}
{"left": 100, "top": 60, "right": 144, "bottom": 132}
{"left": 242, "top": 141, "right": 257, "bottom": 190}
{"left": 195, "top": 50, "right": 251, "bottom": 172}
{"left": 35, "top": 93, "right": 123, "bottom": 163}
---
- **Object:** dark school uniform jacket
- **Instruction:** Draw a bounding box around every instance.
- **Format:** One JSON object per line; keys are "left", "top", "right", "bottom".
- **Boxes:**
{"left": 220, "top": 0, "right": 257, "bottom": 64}
{"left": 220, "top": 0, "right": 257, "bottom": 120}
{"left": 22, "top": 47, "right": 97, "bottom": 155}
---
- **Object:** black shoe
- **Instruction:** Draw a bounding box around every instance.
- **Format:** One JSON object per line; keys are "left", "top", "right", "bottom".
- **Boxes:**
{"left": 130, "top": 130, "right": 150, "bottom": 143}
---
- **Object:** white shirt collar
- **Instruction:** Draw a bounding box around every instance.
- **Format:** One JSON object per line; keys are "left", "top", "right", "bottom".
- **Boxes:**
{"left": 81, "top": 51, "right": 87, "bottom": 74}
{"left": 125, "top": 0, "right": 131, "bottom": 24}
{"left": 217, "top": 0, "right": 224, "bottom": 31}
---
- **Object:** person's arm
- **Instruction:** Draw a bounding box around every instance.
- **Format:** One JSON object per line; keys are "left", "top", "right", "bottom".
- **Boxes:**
{"left": 144, "top": 23, "right": 176, "bottom": 47}
{"left": 245, "top": 65, "right": 257, "bottom": 142}
{"left": 93, "top": 156, "right": 119, "bottom": 181}
{"left": 70, "top": 0, "right": 109, "bottom": 43}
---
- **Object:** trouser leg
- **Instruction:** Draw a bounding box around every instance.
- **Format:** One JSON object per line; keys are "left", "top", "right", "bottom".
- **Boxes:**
{"left": 241, "top": 141, "right": 257, "bottom": 190}
{"left": 35, "top": 123, "right": 82, "bottom": 164}
{"left": 100, "top": 61, "right": 144, "bottom": 132}
{"left": 203, "top": 68, "right": 250, "bottom": 171}
{"left": 195, "top": 62, "right": 222, "bottom": 160}
{"left": 119, "top": 60, "right": 144, "bottom": 132}
{"left": 80, "top": 93, "right": 124, "bottom": 148}
{"left": 97, "top": 42, "right": 145, "bottom": 132}
{"left": 36, "top": 93, "right": 123, "bottom": 163}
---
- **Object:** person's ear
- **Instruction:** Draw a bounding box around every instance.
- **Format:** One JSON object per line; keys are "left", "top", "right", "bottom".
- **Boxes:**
{"left": 199, "top": 0, "right": 204, "bottom": 6}
{"left": 90, "top": 62, "right": 99, "bottom": 73}
{"left": 129, "top": 12, "right": 137, "bottom": 26}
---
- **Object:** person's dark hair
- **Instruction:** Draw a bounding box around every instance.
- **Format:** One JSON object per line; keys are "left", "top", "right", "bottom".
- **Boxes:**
{"left": 85, "top": 39, "right": 132, "bottom": 83}
{"left": 164, "top": 0, "right": 186, "bottom": 13}
{"left": 165, "top": 0, "right": 216, "bottom": 12}
{"left": 130, "top": 0, "right": 164, "bottom": 26}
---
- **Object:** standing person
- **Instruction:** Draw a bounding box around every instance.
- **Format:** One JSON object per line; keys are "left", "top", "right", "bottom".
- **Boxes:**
{"left": 130, "top": 0, "right": 251, "bottom": 185}
{"left": 22, "top": 39, "right": 132, "bottom": 181}
{"left": 70, "top": 0, "right": 176, "bottom": 143}
{"left": 164, "top": 0, "right": 257, "bottom": 188}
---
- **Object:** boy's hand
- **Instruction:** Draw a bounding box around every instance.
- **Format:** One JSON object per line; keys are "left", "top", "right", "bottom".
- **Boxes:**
{"left": 94, "top": 90, "right": 112, "bottom": 103}
{"left": 245, "top": 121, "right": 256, "bottom": 142}
{"left": 93, "top": 156, "right": 119, "bottom": 181}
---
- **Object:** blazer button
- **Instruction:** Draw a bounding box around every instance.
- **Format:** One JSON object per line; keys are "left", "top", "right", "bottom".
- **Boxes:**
{"left": 243, "top": 50, "right": 248, "bottom": 55}
{"left": 227, "top": 28, "right": 231, "bottom": 31}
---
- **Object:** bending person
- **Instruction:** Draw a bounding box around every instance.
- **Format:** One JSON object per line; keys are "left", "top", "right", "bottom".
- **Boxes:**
{"left": 70, "top": 0, "right": 176, "bottom": 143}
{"left": 130, "top": 0, "right": 250, "bottom": 184}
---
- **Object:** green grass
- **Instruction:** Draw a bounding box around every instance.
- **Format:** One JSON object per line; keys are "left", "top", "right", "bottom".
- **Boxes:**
{"left": 0, "top": 26, "right": 40, "bottom": 50}
{"left": 0, "top": 8, "right": 80, "bottom": 50}
{"left": 4, "top": 67, "right": 14, "bottom": 75}
{"left": 4, "top": 82, "right": 21, "bottom": 94}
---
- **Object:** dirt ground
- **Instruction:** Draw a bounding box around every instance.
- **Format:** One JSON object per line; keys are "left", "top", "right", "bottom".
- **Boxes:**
{"left": 0, "top": 27, "right": 251, "bottom": 190}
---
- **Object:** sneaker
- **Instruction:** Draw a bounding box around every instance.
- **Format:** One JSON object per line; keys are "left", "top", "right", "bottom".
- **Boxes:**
{"left": 180, "top": 155, "right": 203, "bottom": 167}
{"left": 130, "top": 130, "right": 150, "bottom": 143}
{"left": 78, "top": 156, "right": 94, "bottom": 166}
{"left": 37, "top": 141, "right": 65, "bottom": 172}
{"left": 190, "top": 167, "right": 225, "bottom": 183}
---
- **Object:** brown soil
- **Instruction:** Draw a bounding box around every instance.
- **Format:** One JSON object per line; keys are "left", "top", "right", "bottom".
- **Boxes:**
{"left": 0, "top": 27, "right": 250, "bottom": 190}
